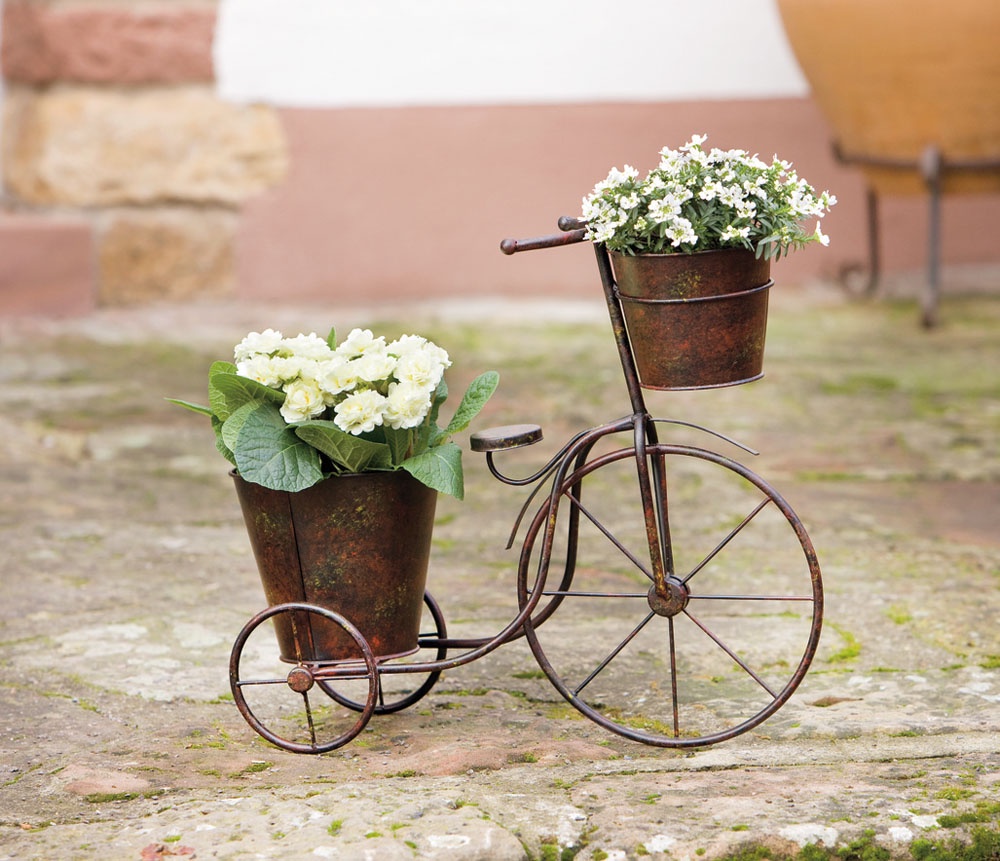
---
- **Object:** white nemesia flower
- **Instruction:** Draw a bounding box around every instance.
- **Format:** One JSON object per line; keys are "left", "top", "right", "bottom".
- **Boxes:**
{"left": 384, "top": 381, "right": 433, "bottom": 430}
{"left": 334, "top": 389, "right": 387, "bottom": 435}
{"left": 280, "top": 378, "right": 327, "bottom": 423}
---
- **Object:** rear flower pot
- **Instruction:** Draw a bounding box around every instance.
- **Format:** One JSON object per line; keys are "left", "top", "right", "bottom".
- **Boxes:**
{"left": 612, "top": 248, "right": 772, "bottom": 390}
{"left": 233, "top": 469, "right": 437, "bottom": 663}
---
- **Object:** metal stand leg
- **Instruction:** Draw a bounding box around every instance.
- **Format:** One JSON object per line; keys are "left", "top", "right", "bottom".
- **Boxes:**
{"left": 864, "top": 186, "right": 880, "bottom": 296}
{"left": 919, "top": 145, "right": 943, "bottom": 328}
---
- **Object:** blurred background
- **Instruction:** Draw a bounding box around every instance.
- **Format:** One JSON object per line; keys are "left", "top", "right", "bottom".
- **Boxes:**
{"left": 2, "top": 0, "right": 999, "bottom": 316}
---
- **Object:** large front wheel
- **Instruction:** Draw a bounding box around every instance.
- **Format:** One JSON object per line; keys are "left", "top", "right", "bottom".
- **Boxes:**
{"left": 517, "top": 443, "right": 823, "bottom": 747}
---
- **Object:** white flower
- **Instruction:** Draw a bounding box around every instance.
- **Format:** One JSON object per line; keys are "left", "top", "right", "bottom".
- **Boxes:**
{"left": 395, "top": 349, "right": 448, "bottom": 390}
{"left": 316, "top": 356, "right": 357, "bottom": 397}
{"left": 387, "top": 334, "right": 427, "bottom": 357}
{"left": 333, "top": 389, "right": 387, "bottom": 435}
{"left": 236, "top": 354, "right": 284, "bottom": 388}
{"left": 281, "top": 332, "right": 334, "bottom": 361}
{"left": 280, "top": 378, "right": 327, "bottom": 423}
{"left": 384, "top": 381, "right": 432, "bottom": 430}
{"left": 813, "top": 222, "right": 830, "bottom": 246}
{"left": 353, "top": 350, "right": 398, "bottom": 383}
{"left": 336, "top": 328, "right": 385, "bottom": 359}
{"left": 721, "top": 224, "right": 752, "bottom": 241}
{"left": 234, "top": 328, "right": 284, "bottom": 362}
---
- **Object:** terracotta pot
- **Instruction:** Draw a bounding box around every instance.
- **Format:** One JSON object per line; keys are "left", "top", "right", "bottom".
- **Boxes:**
{"left": 611, "top": 248, "right": 771, "bottom": 391}
{"left": 776, "top": 0, "right": 1000, "bottom": 195}
{"left": 232, "top": 470, "right": 437, "bottom": 663}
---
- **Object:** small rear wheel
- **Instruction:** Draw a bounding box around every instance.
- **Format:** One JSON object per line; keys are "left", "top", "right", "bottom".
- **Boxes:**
{"left": 229, "top": 603, "right": 378, "bottom": 753}
{"left": 317, "top": 591, "right": 448, "bottom": 714}
{"left": 517, "top": 443, "right": 823, "bottom": 747}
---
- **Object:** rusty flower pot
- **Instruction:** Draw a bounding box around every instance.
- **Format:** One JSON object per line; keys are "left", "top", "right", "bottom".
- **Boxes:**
{"left": 232, "top": 470, "right": 437, "bottom": 663}
{"left": 611, "top": 249, "right": 772, "bottom": 390}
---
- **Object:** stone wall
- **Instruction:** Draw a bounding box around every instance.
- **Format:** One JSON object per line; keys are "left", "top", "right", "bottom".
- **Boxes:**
{"left": 0, "top": 0, "right": 288, "bottom": 314}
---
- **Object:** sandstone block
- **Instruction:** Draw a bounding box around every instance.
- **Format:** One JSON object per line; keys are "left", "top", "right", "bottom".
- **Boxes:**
{"left": 3, "top": 86, "right": 288, "bottom": 207}
{"left": 1, "top": 1, "right": 216, "bottom": 84}
{"left": 97, "top": 208, "right": 237, "bottom": 306}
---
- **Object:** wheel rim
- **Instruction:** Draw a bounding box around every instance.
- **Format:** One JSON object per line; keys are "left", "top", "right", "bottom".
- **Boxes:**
{"left": 229, "top": 603, "right": 379, "bottom": 754}
{"left": 317, "top": 591, "right": 448, "bottom": 714}
{"left": 517, "top": 443, "right": 823, "bottom": 747}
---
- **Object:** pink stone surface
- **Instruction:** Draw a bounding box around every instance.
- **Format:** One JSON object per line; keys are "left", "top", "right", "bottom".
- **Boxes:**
{"left": 0, "top": 215, "right": 96, "bottom": 316}
{"left": 1, "top": 2, "right": 215, "bottom": 84}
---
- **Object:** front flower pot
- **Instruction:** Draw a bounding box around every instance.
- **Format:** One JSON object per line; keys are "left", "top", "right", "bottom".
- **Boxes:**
{"left": 612, "top": 249, "right": 772, "bottom": 390}
{"left": 232, "top": 470, "right": 437, "bottom": 663}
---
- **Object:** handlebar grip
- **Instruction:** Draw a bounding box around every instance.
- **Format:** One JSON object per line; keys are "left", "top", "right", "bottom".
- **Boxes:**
{"left": 500, "top": 227, "right": 587, "bottom": 255}
{"left": 557, "top": 215, "right": 588, "bottom": 231}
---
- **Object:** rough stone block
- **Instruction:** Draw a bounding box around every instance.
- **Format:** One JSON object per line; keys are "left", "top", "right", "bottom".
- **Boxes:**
{"left": 3, "top": 86, "right": 288, "bottom": 207}
{"left": 0, "top": 214, "right": 96, "bottom": 316}
{"left": 97, "top": 208, "right": 237, "bottom": 306}
{"left": 1, "top": 1, "right": 216, "bottom": 84}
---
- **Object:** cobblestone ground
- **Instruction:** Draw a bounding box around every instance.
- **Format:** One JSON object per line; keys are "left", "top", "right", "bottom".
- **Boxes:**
{"left": 1, "top": 282, "right": 998, "bottom": 860}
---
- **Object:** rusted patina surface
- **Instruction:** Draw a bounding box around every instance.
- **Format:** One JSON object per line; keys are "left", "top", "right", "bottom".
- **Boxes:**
{"left": 232, "top": 470, "right": 437, "bottom": 662}
{"left": 611, "top": 249, "right": 772, "bottom": 390}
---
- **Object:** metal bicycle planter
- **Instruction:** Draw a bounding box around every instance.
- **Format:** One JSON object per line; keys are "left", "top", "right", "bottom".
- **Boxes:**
{"left": 229, "top": 219, "right": 824, "bottom": 754}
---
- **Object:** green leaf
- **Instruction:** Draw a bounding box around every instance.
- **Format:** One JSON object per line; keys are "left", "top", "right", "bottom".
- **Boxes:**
{"left": 221, "top": 400, "right": 260, "bottom": 453}
{"left": 165, "top": 397, "right": 213, "bottom": 417}
{"left": 443, "top": 371, "right": 499, "bottom": 437}
{"left": 381, "top": 426, "right": 415, "bottom": 466}
{"left": 294, "top": 421, "right": 392, "bottom": 472}
{"left": 326, "top": 326, "right": 337, "bottom": 349}
{"left": 401, "top": 441, "right": 464, "bottom": 499}
{"left": 210, "top": 368, "right": 284, "bottom": 421}
{"left": 211, "top": 413, "right": 237, "bottom": 466}
{"left": 233, "top": 402, "right": 324, "bottom": 492}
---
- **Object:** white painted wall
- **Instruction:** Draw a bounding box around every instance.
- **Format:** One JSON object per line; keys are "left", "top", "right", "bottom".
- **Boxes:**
{"left": 215, "top": 0, "right": 808, "bottom": 108}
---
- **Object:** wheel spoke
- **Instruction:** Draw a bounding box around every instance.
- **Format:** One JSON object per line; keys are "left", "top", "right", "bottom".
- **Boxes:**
{"left": 667, "top": 616, "right": 680, "bottom": 737}
{"left": 574, "top": 610, "right": 656, "bottom": 696}
{"left": 683, "top": 607, "right": 778, "bottom": 699}
{"left": 682, "top": 497, "right": 772, "bottom": 585}
{"left": 566, "top": 489, "right": 654, "bottom": 582}
{"left": 301, "top": 691, "right": 318, "bottom": 748}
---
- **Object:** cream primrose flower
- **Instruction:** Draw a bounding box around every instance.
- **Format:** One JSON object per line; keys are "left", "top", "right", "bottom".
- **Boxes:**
{"left": 353, "top": 350, "right": 398, "bottom": 384}
{"left": 236, "top": 353, "right": 285, "bottom": 388}
{"left": 317, "top": 356, "right": 358, "bottom": 398}
{"left": 280, "top": 377, "right": 327, "bottom": 423}
{"left": 395, "top": 349, "right": 450, "bottom": 390}
{"left": 234, "top": 328, "right": 285, "bottom": 363}
{"left": 333, "top": 389, "right": 388, "bottom": 435}
{"left": 336, "top": 328, "right": 385, "bottom": 360}
{"left": 384, "top": 381, "right": 433, "bottom": 430}
{"left": 282, "top": 332, "right": 335, "bottom": 361}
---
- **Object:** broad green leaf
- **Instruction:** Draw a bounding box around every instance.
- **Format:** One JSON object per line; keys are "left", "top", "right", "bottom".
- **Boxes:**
{"left": 443, "top": 371, "right": 499, "bottom": 437}
{"left": 211, "top": 413, "right": 237, "bottom": 466}
{"left": 210, "top": 369, "right": 284, "bottom": 421}
{"left": 221, "top": 400, "right": 261, "bottom": 452}
{"left": 233, "top": 401, "right": 324, "bottom": 492}
{"left": 401, "top": 441, "right": 464, "bottom": 499}
{"left": 382, "top": 426, "right": 414, "bottom": 466}
{"left": 165, "top": 397, "right": 213, "bottom": 417}
{"left": 208, "top": 361, "right": 237, "bottom": 418}
{"left": 295, "top": 421, "right": 392, "bottom": 472}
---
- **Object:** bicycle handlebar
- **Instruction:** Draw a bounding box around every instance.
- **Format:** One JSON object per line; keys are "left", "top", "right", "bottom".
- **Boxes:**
{"left": 499, "top": 217, "right": 589, "bottom": 255}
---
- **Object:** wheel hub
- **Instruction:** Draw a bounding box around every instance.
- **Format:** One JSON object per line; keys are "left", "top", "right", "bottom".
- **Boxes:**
{"left": 286, "top": 665, "right": 315, "bottom": 693}
{"left": 647, "top": 577, "right": 689, "bottom": 617}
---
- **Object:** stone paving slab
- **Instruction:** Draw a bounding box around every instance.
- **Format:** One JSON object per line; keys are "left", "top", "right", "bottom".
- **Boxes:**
{"left": 1, "top": 286, "right": 999, "bottom": 860}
